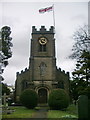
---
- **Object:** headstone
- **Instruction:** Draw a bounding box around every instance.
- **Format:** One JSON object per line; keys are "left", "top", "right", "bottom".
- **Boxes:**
{"left": 88, "top": 98, "right": 90, "bottom": 119}
{"left": 78, "top": 95, "right": 88, "bottom": 119}
{"left": 3, "top": 93, "right": 7, "bottom": 107}
{"left": 0, "top": 80, "right": 2, "bottom": 120}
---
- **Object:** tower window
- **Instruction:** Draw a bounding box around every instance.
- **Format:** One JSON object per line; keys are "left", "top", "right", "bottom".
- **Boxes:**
{"left": 58, "top": 81, "right": 64, "bottom": 89}
{"left": 38, "top": 36, "right": 47, "bottom": 52}
{"left": 39, "top": 44, "right": 46, "bottom": 52}
{"left": 22, "top": 80, "right": 28, "bottom": 90}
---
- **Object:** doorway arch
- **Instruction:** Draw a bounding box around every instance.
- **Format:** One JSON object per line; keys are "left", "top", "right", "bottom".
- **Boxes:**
{"left": 38, "top": 88, "right": 48, "bottom": 103}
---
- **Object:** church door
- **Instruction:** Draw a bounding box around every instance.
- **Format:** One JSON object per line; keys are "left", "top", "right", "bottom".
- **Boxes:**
{"left": 38, "top": 88, "right": 47, "bottom": 103}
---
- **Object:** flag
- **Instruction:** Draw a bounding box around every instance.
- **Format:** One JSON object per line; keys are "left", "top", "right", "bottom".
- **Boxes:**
{"left": 39, "top": 6, "right": 53, "bottom": 13}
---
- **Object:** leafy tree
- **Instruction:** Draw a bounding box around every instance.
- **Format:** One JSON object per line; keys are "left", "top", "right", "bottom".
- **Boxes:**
{"left": 0, "top": 26, "right": 13, "bottom": 66}
{"left": 70, "top": 51, "right": 90, "bottom": 102}
{"left": 83, "top": 86, "right": 90, "bottom": 99}
{"left": 70, "top": 25, "right": 90, "bottom": 102}
{"left": 2, "top": 26, "right": 12, "bottom": 58}
{"left": 0, "top": 26, "right": 13, "bottom": 80}
{"left": 72, "top": 51, "right": 90, "bottom": 85}
{"left": 2, "top": 83, "right": 10, "bottom": 95}
{"left": 70, "top": 78, "right": 87, "bottom": 103}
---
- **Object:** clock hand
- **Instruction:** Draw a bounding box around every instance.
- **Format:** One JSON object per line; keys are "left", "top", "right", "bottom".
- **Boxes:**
{"left": 41, "top": 39, "right": 46, "bottom": 43}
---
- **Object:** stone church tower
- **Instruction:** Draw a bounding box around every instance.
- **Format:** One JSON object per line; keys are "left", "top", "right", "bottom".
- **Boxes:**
{"left": 15, "top": 26, "right": 70, "bottom": 103}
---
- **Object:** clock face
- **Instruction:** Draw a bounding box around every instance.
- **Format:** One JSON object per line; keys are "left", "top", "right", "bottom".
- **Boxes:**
{"left": 39, "top": 37, "right": 47, "bottom": 45}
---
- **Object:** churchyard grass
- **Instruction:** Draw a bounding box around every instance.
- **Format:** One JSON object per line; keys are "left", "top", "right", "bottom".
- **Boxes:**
{"left": 48, "top": 104, "right": 78, "bottom": 118}
{"left": 2, "top": 106, "right": 36, "bottom": 118}
{"left": 2, "top": 104, "right": 78, "bottom": 118}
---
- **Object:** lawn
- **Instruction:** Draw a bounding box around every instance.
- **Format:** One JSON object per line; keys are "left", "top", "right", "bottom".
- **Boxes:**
{"left": 2, "top": 106, "right": 36, "bottom": 118}
{"left": 48, "top": 104, "right": 78, "bottom": 118}
{"left": 2, "top": 104, "right": 78, "bottom": 119}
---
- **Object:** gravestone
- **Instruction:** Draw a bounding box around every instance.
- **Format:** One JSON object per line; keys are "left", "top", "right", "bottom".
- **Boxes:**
{"left": 3, "top": 93, "right": 7, "bottom": 107}
{"left": 0, "top": 80, "right": 2, "bottom": 120}
{"left": 78, "top": 95, "right": 88, "bottom": 119}
{"left": 2, "top": 93, "right": 7, "bottom": 114}
{"left": 2, "top": 95, "right": 15, "bottom": 115}
{"left": 88, "top": 98, "right": 90, "bottom": 119}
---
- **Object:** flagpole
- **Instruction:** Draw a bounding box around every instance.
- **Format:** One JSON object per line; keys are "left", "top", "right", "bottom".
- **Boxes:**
{"left": 52, "top": 4, "right": 55, "bottom": 32}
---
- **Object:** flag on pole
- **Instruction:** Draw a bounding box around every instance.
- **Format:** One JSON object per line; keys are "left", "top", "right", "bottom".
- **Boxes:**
{"left": 39, "top": 6, "right": 53, "bottom": 13}
{"left": 39, "top": 4, "right": 55, "bottom": 31}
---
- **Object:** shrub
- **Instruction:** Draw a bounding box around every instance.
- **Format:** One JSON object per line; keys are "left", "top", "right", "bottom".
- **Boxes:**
{"left": 48, "top": 89, "right": 70, "bottom": 110}
{"left": 20, "top": 89, "right": 38, "bottom": 109}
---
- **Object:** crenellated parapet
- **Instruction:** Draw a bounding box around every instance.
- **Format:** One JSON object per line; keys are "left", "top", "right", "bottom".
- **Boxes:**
{"left": 16, "top": 67, "right": 29, "bottom": 76}
{"left": 57, "top": 67, "right": 69, "bottom": 76}
{"left": 32, "top": 26, "right": 54, "bottom": 34}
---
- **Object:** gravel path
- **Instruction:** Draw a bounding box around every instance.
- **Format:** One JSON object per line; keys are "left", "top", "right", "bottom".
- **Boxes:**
{"left": 32, "top": 106, "right": 48, "bottom": 118}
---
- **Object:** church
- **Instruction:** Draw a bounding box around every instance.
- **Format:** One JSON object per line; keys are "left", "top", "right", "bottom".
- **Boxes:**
{"left": 15, "top": 26, "right": 70, "bottom": 103}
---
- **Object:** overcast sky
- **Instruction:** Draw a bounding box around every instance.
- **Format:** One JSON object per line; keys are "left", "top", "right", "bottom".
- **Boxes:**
{"left": 0, "top": 0, "right": 88, "bottom": 85}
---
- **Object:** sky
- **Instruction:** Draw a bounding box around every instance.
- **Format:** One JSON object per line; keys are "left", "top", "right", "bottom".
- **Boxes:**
{"left": 0, "top": 0, "right": 89, "bottom": 85}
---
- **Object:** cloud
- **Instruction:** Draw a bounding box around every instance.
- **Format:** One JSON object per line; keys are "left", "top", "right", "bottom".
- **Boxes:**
{"left": 1, "top": 2, "right": 88, "bottom": 85}
{"left": 71, "top": 14, "right": 88, "bottom": 24}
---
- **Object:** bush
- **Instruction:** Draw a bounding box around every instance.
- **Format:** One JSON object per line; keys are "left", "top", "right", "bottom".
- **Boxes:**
{"left": 48, "top": 89, "right": 70, "bottom": 110}
{"left": 20, "top": 89, "right": 38, "bottom": 109}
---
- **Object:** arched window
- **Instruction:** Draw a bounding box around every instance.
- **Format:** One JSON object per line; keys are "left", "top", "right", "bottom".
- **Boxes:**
{"left": 39, "top": 44, "right": 46, "bottom": 52}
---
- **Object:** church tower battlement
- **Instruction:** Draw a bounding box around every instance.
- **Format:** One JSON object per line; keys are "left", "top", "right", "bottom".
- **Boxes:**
{"left": 30, "top": 26, "right": 55, "bottom": 58}
{"left": 32, "top": 26, "right": 54, "bottom": 34}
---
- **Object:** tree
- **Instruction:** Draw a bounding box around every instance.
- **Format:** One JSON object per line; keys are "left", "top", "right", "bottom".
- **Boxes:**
{"left": 2, "top": 83, "right": 10, "bottom": 95}
{"left": 0, "top": 26, "right": 13, "bottom": 65}
{"left": 70, "top": 25, "right": 90, "bottom": 59}
{"left": 70, "top": 51, "right": 90, "bottom": 102}
{"left": 70, "top": 78, "right": 87, "bottom": 103}
{"left": 72, "top": 51, "right": 90, "bottom": 85}
{"left": 0, "top": 26, "right": 13, "bottom": 80}
{"left": 70, "top": 25, "right": 90, "bottom": 102}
